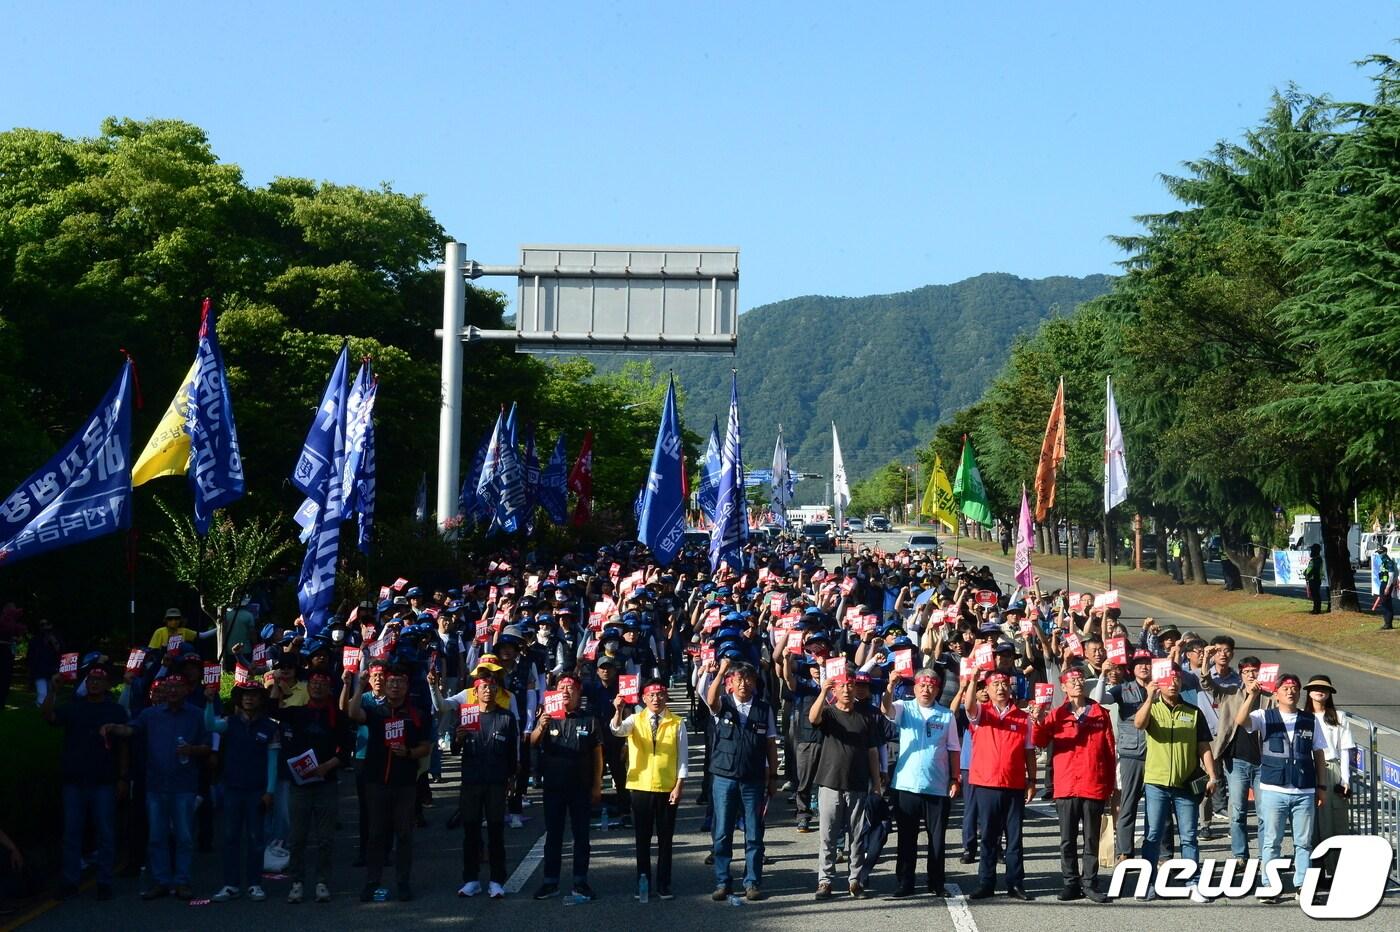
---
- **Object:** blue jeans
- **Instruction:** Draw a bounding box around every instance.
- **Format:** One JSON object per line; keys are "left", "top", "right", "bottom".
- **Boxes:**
{"left": 1257, "top": 788, "right": 1315, "bottom": 888}
{"left": 711, "top": 775, "right": 765, "bottom": 889}
{"left": 1224, "top": 757, "right": 1259, "bottom": 858}
{"left": 1141, "top": 784, "right": 1199, "bottom": 880}
{"left": 222, "top": 787, "right": 266, "bottom": 889}
{"left": 146, "top": 791, "right": 197, "bottom": 887}
{"left": 62, "top": 783, "right": 116, "bottom": 886}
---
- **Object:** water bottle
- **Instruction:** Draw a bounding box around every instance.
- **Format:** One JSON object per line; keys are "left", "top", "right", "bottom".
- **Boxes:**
{"left": 176, "top": 736, "right": 189, "bottom": 766}
{"left": 599, "top": 805, "right": 610, "bottom": 831}
{"left": 638, "top": 875, "right": 649, "bottom": 903}
{"left": 727, "top": 893, "right": 743, "bottom": 907}
{"left": 563, "top": 893, "right": 587, "bottom": 906}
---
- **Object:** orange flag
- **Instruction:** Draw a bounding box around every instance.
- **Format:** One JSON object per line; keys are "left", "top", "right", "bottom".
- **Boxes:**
{"left": 1033, "top": 378, "right": 1066, "bottom": 522}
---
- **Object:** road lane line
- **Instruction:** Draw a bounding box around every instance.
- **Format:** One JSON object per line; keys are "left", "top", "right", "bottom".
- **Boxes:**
{"left": 504, "top": 835, "right": 546, "bottom": 893}
{"left": 944, "top": 882, "right": 980, "bottom": 932}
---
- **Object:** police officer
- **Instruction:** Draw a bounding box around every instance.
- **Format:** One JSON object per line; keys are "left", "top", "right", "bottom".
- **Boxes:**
{"left": 704, "top": 657, "right": 779, "bottom": 901}
{"left": 529, "top": 672, "right": 602, "bottom": 902}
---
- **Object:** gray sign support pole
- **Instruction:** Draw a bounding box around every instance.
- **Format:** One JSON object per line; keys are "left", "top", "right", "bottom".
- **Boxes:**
{"left": 437, "top": 242, "right": 466, "bottom": 529}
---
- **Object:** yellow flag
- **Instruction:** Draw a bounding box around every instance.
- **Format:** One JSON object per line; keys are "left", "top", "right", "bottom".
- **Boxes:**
{"left": 132, "top": 361, "right": 196, "bottom": 486}
{"left": 919, "top": 454, "right": 958, "bottom": 532}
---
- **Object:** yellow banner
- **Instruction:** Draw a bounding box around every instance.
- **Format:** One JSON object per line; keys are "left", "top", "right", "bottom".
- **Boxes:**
{"left": 919, "top": 454, "right": 958, "bottom": 532}
{"left": 132, "top": 361, "right": 196, "bottom": 486}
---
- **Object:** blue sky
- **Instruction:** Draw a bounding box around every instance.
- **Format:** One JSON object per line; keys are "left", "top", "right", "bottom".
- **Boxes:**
{"left": 2, "top": 1, "right": 1394, "bottom": 313}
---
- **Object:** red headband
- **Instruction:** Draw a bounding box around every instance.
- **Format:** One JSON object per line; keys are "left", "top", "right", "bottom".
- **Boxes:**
{"left": 642, "top": 683, "right": 667, "bottom": 696}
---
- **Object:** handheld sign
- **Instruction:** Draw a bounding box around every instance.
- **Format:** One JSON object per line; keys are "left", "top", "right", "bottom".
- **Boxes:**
{"left": 959, "top": 657, "right": 975, "bottom": 681}
{"left": 459, "top": 704, "right": 481, "bottom": 731}
{"left": 392, "top": 577, "right": 409, "bottom": 592}
{"left": 126, "top": 647, "right": 146, "bottom": 671}
{"left": 786, "top": 634, "right": 804, "bottom": 656}
{"left": 166, "top": 634, "right": 184, "bottom": 651}
{"left": 1064, "top": 632, "right": 1084, "bottom": 657}
{"left": 1066, "top": 592, "right": 1082, "bottom": 609}
{"left": 234, "top": 663, "right": 251, "bottom": 686}
{"left": 1094, "top": 590, "right": 1120, "bottom": 610}
{"left": 379, "top": 585, "right": 391, "bottom": 600}
{"left": 618, "top": 674, "right": 640, "bottom": 703}
{"left": 823, "top": 657, "right": 846, "bottom": 681}
{"left": 1151, "top": 658, "right": 1174, "bottom": 684}
{"left": 1105, "top": 637, "right": 1128, "bottom": 665}
{"left": 342, "top": 646, "right": 363, "bottom": 674}
{"left": 701, "top": 644, "right": 717, "bottom": 666}
{"left": 975, "top": 590, "right": 998, "bottom": 608}
{"left": 543, "top": 690, "right": 567, "bottom": 719}
{"left": 287, "top": 749, "right": 321, "bottom": 785}
{"left": 944, "top": 607, "right": 961, "bottom": 626}
{"left": 840, "top": 576, "right": 856, "bottom": 596}
{"left": 263, "top": 670, "right": 276, "bottom": 688}
{"left": 859, "top": 613, "right": 879, "bottom": 636}
{"left": 59, "top": 652, "right": 79, "bottom": 682}
{"left": 1018, "top": 618, "right": 1034, "bottom": 636}
{"left": 1256, "top": 662, "right": 1281, "bottom": 693}
{"left": 253, "top": 643, "right": 269, "bottom": 666}
{"left": 383, "top": 717, "right": 406, "bottom": 749}
{"left": 974, "top": 642, "right": 995, "bottom": 671}
{"left": 1035, "top": 682, "right": 1055, "bottom": 706}
{"left": 202, "top": 663, "right": 222, "bottom": 687}
{"left": 893, "top": 648, "right": 915, "bottom": 678}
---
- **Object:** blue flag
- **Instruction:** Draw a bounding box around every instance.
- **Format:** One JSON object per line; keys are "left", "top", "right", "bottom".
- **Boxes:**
{"left": 354, "top": 380, "right": 377, "bottom": 554}
{"left": 522, "top": 425, "right": 540, "bottom": 535}
{"left": 491, "top": 418, "right": 527, "bottom": 535}
{"left": 0, "top": 361, "right": 135, "bottom": 565}
{"left": 460, "top": 429, "right": 490, "bottom": 520}
{"left": 638, "top": 376, "right": 687, "bottom": 565}
{"left": 295, "top": 347, "right": 348, "bottom": 637}
{"left": 697, "top": 417, "right": 721, "bottom": 522}
{"left": 504, "top": 401, "right": 518, "bottom": 449}
{"left": 538, "top": 433, "right": 568, "bottom": 524}
{"left": 709, "top": 373, "right": 746, "bottom": 573}
{"left": 186, "top": 300, "right": 244, "bottom": 535}
{"left": 475, "top": 411, "right": 503, "bottom": 520}
{"left": 414, "top": 472, "right": 427, "bottom": 523}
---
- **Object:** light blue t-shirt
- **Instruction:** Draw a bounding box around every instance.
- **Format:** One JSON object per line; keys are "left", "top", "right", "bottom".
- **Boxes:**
{"left": 891, "top": 700, "right": 959, "bottom": 795}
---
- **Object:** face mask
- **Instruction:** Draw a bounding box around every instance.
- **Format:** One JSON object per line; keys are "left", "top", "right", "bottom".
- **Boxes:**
{"left": 331, "top": 629, "right": 344, "bottom": 644}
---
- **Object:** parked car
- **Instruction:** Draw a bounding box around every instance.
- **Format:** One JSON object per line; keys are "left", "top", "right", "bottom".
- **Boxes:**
{"left": 867, "top": 514, "right": 891, "bottom": 532}
{"left": 906, "top": 533, "right": 940, "bottom": 553}
{"left": 801, "top": 522, "right": 835, "bottom": 552}
{"left": 847, "top": 518, "right": 865, "bottom": 533}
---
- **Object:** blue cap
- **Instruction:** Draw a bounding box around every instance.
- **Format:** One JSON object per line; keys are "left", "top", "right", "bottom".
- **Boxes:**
{"left": 417, "top": 612, "right": 436, "bottom": 623}
{"left": 260, "top": 623, "right": 278, "bottom": 641}
{"left": 406, "top": 587, "right": 422, "bottom": 598}
{"left": 723, "top": 611, "right": 743, "bottom": 624}
{"left": 803, "top": 606, "right": 822, "bottom": 616}
{"left": 445, "top": 600, "right": 464, "bottom": 613}
{"left": 376, "top": 600, "right": 394, "bottom": 614}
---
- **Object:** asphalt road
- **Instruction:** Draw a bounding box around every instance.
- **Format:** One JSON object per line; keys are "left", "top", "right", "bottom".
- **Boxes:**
{"left": 18, "top": 542, "right": 1400, "bottom": 931}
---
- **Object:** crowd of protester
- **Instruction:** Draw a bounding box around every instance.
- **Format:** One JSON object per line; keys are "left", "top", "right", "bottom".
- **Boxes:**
{"left": 7, "top": 530, "right": 1360, "bottom": 913}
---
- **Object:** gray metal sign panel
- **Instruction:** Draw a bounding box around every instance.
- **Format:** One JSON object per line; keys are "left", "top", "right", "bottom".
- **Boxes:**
{"left": 513, "top": 245, "right": 738, "bottom": 354}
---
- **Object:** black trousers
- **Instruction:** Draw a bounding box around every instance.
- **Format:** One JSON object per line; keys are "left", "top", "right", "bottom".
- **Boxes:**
{"left": 630, "top": 789, "right": 678, "bottom": 887}
{"left": 1055, "top": 796, "right": 1105, "bottom": 888}
{"left": 460, "top": 782, "right": 507, "bottom": 884}
{"left": 365, "top": 784, "right": 416, "bottom": 887}
{"left": 893, "top": 789, "right": 950, "bottom": 891}
{"left": 542, "top": 782, "right": 592, "bottom": 885}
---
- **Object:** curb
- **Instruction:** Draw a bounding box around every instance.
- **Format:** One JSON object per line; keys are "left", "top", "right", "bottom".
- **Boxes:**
{"left": 888, "top": 528, "right": 1400, "bottom": 682}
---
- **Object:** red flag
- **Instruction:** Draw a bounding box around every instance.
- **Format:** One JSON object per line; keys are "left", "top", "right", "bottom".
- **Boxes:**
{"left": 1034, "top": 377, "right": 1067, "bottom": 523}
{"left": 567, "top": 430, "right": 594, "bottom": 527}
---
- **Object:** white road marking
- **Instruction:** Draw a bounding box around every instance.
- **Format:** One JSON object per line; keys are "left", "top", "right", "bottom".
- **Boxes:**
{"left": 504, "top": 835, "right": 546, "bottom": 893}
{"left": 944, "top": 882, "right": 980, "bottom": 932}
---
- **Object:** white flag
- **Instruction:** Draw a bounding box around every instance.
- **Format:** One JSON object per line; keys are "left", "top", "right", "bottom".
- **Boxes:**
{"left": 770, "top": 424, "right": 790, "bottom": 527}
{"left": 832, "top": 422, "right": 851, "bottom": 515}
{"left": 1104, "top": 375, "right": 1129, "bottom": 513}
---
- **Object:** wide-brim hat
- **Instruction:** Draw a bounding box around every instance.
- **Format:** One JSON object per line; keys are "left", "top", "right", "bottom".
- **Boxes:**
{"left": 1303, "top": 675, "right": 1336, "bottom": 694}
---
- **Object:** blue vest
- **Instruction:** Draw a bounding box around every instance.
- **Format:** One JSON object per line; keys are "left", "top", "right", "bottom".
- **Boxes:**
{"left": 1260, "top": 708, "right": 1318, "bottom": 789}
{"left": 710, "top": 695, "right": 772, "bottom": 783}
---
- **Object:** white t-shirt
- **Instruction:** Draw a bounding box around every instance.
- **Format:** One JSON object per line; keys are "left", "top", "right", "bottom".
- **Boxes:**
{"left": 1243, "top": 708, "right": 1330, "bottom": 795}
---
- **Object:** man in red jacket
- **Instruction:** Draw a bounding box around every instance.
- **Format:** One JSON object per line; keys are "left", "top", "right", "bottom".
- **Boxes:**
{"left": 1032, "top": 668, "right": 1115, "bottom": 903}
{"left": 958, "top": 669, "right": 1036, "bottom": 901}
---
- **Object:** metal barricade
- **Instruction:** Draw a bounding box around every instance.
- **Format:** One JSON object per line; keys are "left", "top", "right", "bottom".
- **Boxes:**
{"left": 1345, "top": 714, "right": 1400, "bottom": 884}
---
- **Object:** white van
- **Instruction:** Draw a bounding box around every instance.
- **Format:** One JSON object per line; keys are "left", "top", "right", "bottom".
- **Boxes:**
{"left": 1289, "top": 514, "right": 1362, "bottom": 565}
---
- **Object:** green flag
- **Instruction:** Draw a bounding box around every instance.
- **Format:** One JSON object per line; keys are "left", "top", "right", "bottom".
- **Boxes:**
{"left": 952, "top": 436, "right": 994, "bottom": 528}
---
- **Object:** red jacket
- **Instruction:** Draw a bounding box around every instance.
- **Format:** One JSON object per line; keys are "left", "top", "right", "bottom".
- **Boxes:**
{"left": 1032, "top": 700, "right": 1116, "bottom": 800}
{"left": 969, "top": 702, "right": 1033, "bottom": 790}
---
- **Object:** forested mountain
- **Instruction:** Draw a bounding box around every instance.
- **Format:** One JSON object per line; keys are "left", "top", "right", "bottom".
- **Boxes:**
{"left": 593, "top": 273, "right": 1112, "bottom": 502}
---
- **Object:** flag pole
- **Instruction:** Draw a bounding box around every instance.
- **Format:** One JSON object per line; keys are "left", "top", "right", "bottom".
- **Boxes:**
{"left": 1107, "top": 512, "right": 1114, "bottom": 590}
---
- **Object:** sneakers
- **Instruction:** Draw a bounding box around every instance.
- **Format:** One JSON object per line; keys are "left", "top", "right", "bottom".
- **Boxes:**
{"left": 1083, "top": 887, "right": 1109, "bottom": 904}
{"left": 814, "top": 882, "right": 833, "bottom": 900}
{"left": 712, "top": 884, "right": 731, "bottom": 902}
{"left": 315, "top": 883, "right": 330, "bottom": 903}
{"left": 849, "top": 881, "right": 867, "bottom": 899}
{"left": 744, "top": 886, "right": 762, "bottom": 902}
{"left": 488, "top": 882, "right": 505, "bottom": 899}
{"left": 533, "top": 882, "right": 560, "bottom": 900}
{"left": 507, "top": 814, "right": 525, "bottom": 829}
{"left": 1188, "top": 884, "right": 1212, "bottom": 904}
{"left": 459, "top": 881, "right": 482, "bottom": 898}
{"left": 286, "top": 882, "right": 304, "bottom": 904}
{"left": 571, "top": 882, "right": 595, "bottom": 902}
{"left": 212, "top": 885, "right": 241, "bottom": 902}
{"left": 796, "top": 820, "right": 814, "bottom": 834}
{"left": 246, "top": 885, "right": 266, "bottom": 901}
{"left": 657, "top": 885, "right": 673, "bottom": 900}
{"left": 959, "top": 851, "right": 977, "bottom": 864}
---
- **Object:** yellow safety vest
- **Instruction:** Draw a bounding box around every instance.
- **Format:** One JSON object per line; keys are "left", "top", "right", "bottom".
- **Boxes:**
{"left": 625, "top": 709, "right": 682, "bottom": 792}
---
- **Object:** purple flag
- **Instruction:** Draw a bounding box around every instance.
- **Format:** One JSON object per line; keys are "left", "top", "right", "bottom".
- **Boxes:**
{"left": 1014, "top": 485, "right": 1035, "bottom": 590}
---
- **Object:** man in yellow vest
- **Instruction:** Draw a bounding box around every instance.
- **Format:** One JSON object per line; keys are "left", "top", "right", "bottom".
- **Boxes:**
{"left": 611, "top": 678, "right": 688, "bottom": 901}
